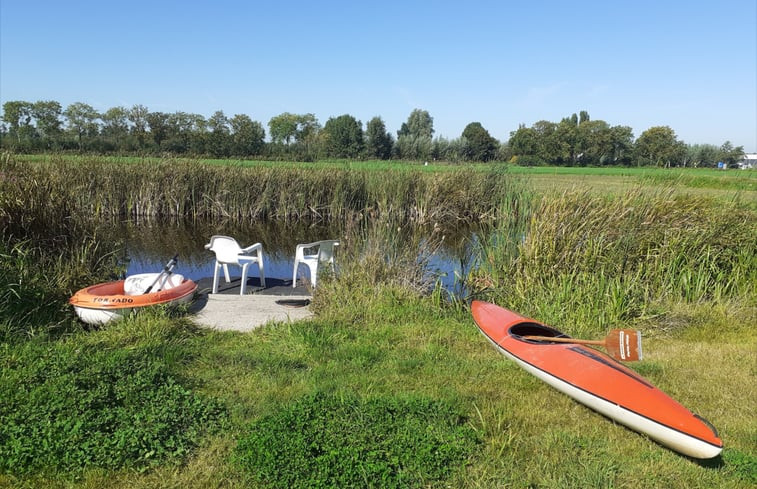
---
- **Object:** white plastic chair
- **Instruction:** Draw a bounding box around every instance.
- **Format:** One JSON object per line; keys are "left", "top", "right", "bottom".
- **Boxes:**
{"left": 204, "top": 235, "right": 265, "bottom": 295}
{"left": 292, "top": 240, "right": 339, "bottom": 288}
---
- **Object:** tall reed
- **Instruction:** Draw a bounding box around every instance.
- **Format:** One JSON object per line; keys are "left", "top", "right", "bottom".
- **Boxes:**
{"left": 470, "top": 189, "right": 757, "bottom": 335}
{"left": 0, "top": 153, "right": 520, "bottom": 226}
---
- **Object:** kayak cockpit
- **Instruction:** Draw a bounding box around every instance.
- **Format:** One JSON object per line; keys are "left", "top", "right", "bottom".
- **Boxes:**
{"left": 509, "top": 322, "right": 570, "bottom": 342}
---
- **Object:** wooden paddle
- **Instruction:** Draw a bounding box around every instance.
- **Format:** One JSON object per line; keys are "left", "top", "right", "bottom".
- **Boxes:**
{"left": 523, "top": 329, "right": 643, "bottom": 362}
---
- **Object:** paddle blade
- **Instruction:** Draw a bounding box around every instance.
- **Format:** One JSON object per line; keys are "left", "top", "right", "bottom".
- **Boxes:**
{"left": 605, "top": 329, "right": 642, "bottom": 362}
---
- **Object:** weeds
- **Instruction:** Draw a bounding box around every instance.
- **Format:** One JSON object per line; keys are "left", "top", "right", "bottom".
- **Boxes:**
{"left": 235, "top": 392, "right": 479, "bottom": 489}
{"left": 470, "top": 189, "right": 757, "bottom": 335}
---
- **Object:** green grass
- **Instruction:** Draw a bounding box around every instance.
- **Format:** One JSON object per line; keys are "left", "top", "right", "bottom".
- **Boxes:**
{"left": 2, "top": 293, "right": 753, "bottom": 488}
{"left": 235, "top": 392, "right": 479, "bottom": 488}
{"left": 1, "top": 155, "right": 755, "bottom": 488}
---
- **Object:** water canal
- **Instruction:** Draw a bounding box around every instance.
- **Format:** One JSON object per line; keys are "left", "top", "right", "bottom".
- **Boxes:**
{"left": 114, "top": 219, "right": 482, "bottom": 294}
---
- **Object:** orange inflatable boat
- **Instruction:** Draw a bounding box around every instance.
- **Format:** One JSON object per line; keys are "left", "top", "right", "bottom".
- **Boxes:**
{"left": 69, "top": 272, "right": 197, "bottom": 325}
{"left": 471, "top": 300, "right": 723, "bottom": 459}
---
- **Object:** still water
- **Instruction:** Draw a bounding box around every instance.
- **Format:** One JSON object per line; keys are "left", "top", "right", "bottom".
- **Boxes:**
{"left": 115, "top": 219, "right": 480, "bottom": 294}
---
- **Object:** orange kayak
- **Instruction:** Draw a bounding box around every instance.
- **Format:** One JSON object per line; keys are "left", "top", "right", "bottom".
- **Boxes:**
{"left": 471, "top": 300, "right": 723, "bottom": 459}
{"left": 69, "top": 273, "right": 197, "bottom": 325}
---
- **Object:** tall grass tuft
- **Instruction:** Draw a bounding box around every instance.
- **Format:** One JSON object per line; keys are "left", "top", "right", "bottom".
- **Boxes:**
{"left": 470, "top": 189, "right": 757, "bottom": 335}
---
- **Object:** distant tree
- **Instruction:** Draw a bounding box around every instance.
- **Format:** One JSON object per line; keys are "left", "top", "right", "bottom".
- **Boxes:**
{"left": 365, "top": 116, "right": 393, "bottom": 159}
{"left": 716, "top": 141, "right": 745, "bottom": 168}
{"left": 432, "top": 136, "right": 467, "bottom": 162}
{"left": 462, "top": 122, "right": 498, "bottom": 161}
{"left": 146, "top": 111, "right": 170, "bottom": 149}
{"left": 684, "top": 144, "right": 718, "bottom": 167}
{"left": 128, "top": 104, "right": 149, "bottom": 149}
{"left": 101, "top": 106, "right": 130, "bottom": 149}
{"left": 207, "top": 110, "right": 231, "bottom": 157}
{"left": 230, "top": 114, "right": 265, "bottom": 156}
{"left": 323, "top": 114, "right": 364, "bottom": 158}
{"left": 608, "top": 125, "right": 635, "bottom": 166}
{"left": 294, "top": 113, "right": 321, "bottom": 158}
{"left": 555, "top": 118, "right": 579, "bottom": 164}
{"left": 164, "top": 111, "right": 206, "bottom": 154}
{"left": 395, "top": 109, "right": 434, "bottom": 160}
{"left": 532, "top": 120, "right": 561, "bottom": 163}
{"left": 64, "top": 102, "right": 100, "bottom": 150}
{"left": 405, "top": 109, "right": 434, "bottom": 139}
{"left": 508, "top": 125, "right": 538, "bottom": 158}
{"left": 2, "top": 100, "right": 35, "bottom": 146}
{"left": 32, "top": 100, "right": 63, "bottom": 144}
{"left": 293, "top": 114, "right": 320, "bottom": 144}
{"left": 634, "top": 126, "right": 686, "bottom": 167}
{"left": 576, "top": 120, "right": 612, "bottom": 165}
{"left": 268, "top": 112, "right": 299, "bottom": 145}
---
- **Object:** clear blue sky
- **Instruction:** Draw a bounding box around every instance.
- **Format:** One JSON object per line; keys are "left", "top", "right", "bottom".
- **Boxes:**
{"left": 1, "top": 0, "right": 755, "bottom": 151}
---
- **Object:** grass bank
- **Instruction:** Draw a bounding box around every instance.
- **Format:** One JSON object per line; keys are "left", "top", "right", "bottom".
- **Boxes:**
{"left": 0, "top": 156, "right": 755, "bottom": 487}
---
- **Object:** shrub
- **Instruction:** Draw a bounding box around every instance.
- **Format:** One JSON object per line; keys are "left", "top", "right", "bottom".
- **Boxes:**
{"left": 235, "top": 392, "right": 479, "bottom": 488}
{"left": 0, "top": 341, "right": 226, "bottom": 475}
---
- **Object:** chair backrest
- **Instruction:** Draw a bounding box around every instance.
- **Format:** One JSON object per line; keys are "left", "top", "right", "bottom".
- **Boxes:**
{"left": 206, "top": 235, "right": 243, "bottom": 265}
{"left": 317, "top": 240, "right": 339, "bottom": 263}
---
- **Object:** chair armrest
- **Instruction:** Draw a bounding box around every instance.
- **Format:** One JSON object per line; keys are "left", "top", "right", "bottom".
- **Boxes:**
{"left": 241, "top": 242, "right": 263, "bottom": 254}
{"left": 296, "top": 241, "right": 321, "bottom": 251}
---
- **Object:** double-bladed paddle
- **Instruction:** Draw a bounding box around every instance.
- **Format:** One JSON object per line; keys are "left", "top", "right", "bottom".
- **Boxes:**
{"left": 523, "top": 329, "right": 643, "bottom": 362}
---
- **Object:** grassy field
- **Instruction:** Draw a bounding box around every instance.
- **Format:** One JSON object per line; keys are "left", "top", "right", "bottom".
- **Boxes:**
{"left": 1, "top": 155, "right": 755, "bottom": 488}
{"left": 15, "top": 153, "right": 757, "bottom": 202}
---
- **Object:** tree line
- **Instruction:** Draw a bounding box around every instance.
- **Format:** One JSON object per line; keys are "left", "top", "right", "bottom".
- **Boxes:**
{"left": 0, "top": 100, "right": 745, "bottom": 167}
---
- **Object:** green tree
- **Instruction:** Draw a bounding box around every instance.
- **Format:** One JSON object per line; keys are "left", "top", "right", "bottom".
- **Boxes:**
{"left": 462, "top": 122, "right": 498, "bottom": 161}
{"left": 607, "top": 125, "right": 635, "bottom": 166}
{"left": 230, "top": 114, "right": 265, "bottom": 156}
{"left": 532, "top": 120, "right": 561, "bottom": 163}
{"left": 716, "top": 141, "right": 744, "bottom": 168}
{"left": 128, "top": 104, "right": 149, "bottom": 149}
{"left": 395, "top": 109, "right": 434, "bottom": 160}
{"left": 207, "top": 110, "right": 231, "bottom": 157}
{"left": 634, "top": 126, "right": 686, "bottom": 167}
{"left": 101, "top": 106, "right": 130, "bottom": 149}
{"left": 64, "top": 102, "right": 100, "bottom": 150}
{"left": 32, "top": 100, "right": 63, "bottom": 144}
{"left": 165, "top": 112, "right": 206, "bottom": 154}
{"left": 146, "top": 111, "right": 170, "bottom": 149}
{"left": 268, "top": 112, "right": 299, "bottom": 145}
{"left": 365, "top": 116, "right": 393, "bottom": 159}
{"left": 685, "top": 144, "right": 714, "bottom": 168}
{"left": 508, "top": 125, "right": 538, "bottom": 158}
{"left": 405, "top": 109, "right": 434, "bottom": 139}
{"left": 323, "top": 114, "right": 364, "bottom": 158}
{"left": 2, "top": 100, "right": 35, "bottom": 147}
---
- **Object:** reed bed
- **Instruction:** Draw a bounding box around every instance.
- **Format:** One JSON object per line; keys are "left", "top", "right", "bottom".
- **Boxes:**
{"left": 0, "top": 153, "right": 520, "bottom": 226}
{"left": 470, "top": 188, "right": 757, "bottom": 336}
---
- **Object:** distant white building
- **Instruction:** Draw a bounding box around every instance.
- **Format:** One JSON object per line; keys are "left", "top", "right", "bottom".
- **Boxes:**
{"left": 736, "top": 153, "right": 757, "bottom": 169}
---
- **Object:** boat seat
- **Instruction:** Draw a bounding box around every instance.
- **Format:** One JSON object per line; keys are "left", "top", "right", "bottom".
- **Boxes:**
{"left": 124, "top": 273, "right": 185, "bottom": 296}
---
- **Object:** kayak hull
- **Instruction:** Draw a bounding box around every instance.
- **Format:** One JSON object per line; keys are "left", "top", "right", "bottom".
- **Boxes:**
{"left": 69, "top": 276, "right": 197, "bottom": 325}
{"left": 471, "top": 300, "right": 723, "bottom": 459}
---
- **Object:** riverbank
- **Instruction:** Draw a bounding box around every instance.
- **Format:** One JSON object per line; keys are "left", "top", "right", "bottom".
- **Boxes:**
{"left": 1, "top": 156, "right": 755, "bottom": 488}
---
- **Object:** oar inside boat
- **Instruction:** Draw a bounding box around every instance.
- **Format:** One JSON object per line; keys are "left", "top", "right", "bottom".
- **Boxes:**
{"left": 143, "top": 254, "right": 179, "bottom": 294}
{"left": 523, "top": 329, "right": 643, "bottom": 362}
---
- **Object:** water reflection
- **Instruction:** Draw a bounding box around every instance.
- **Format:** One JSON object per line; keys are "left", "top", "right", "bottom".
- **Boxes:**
{"left": 111, "top": 219, "right": 482, "bottom": 293}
